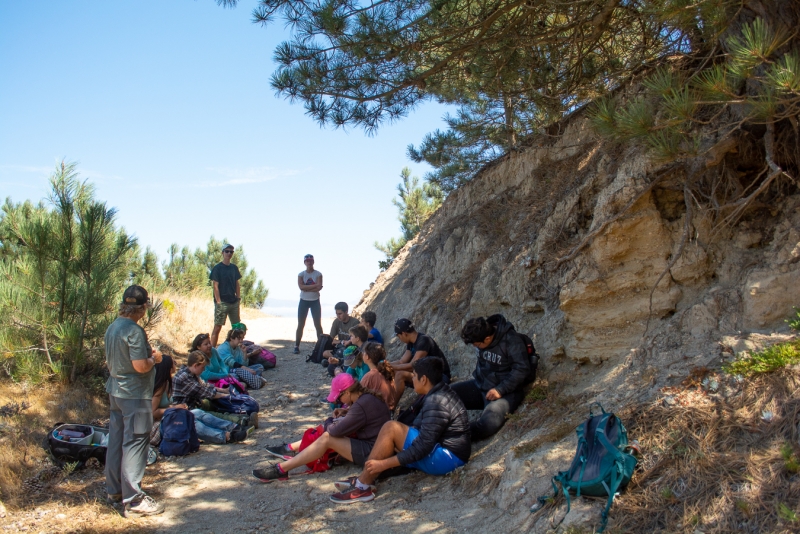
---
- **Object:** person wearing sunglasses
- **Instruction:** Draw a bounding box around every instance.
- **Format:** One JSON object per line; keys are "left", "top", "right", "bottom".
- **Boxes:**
{"left": 210, "top": 244, "right": 242, "bottom": 347}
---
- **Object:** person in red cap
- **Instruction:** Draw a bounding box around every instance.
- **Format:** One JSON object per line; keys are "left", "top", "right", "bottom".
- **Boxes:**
{"left": 252, "top": 372, "right": 390, "bottom": 483}
{"left": 104, "top": 285, "right": 166, "bottom": 517}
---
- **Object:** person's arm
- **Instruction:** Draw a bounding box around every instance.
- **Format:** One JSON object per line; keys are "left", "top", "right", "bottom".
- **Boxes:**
{"left": 130, "top": 330, "right": 160, "bottom": 373}
{"left": 200, "top": 354, "right": 229, "bottom": 381}
{"left": 492, "top": 336, "right": 532, "bottom": 397}
{"left": 298, "top": 275, "right": 321, "bottom": 291}
{"left": 235, "top": 279, "right": 240, "bottom": 301}
{"left": 151, "top": 385, "right": 168, "bottom": 420}
{"left": 326, "top": 402, "right": 366, "bottom": 438}
{"left": 213, "top": 280, "right": 221, "bottom": 304}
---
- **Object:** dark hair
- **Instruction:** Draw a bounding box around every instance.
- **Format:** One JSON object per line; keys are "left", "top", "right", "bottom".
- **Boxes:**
{"left": 349, "top": 325, "right": 369, "bottom": 343}
{"left": 226, "top": 328, "right": 245, "bottom": 342}
{"left": 153, "top": 354, "right": 174, "bottom": 398}
{"left": 461, "top": 317, "right": 495, "bottom": 344}
{"left": 362, "top": 342, "right": 394, "bottom": 383}
{"left": 190, "top": 333, "right": 210, "bottom": 352}
{"left": 343, "top": 380, "right": 383, "bottom": 403}
{"left": 413, "top": 357, "right": 443, "bottom": 386}
{"left": 335, "top": 302, "right": 349, "bottom": 313}
{"left": 187, "top": 350, "right": 207, "bottom": 367}
{"left": 361, "top": 311, "right": 377, "bottom": 327}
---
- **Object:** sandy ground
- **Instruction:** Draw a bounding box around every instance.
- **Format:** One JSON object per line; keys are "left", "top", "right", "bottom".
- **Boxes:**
{"left": 123, "top": 317, "right": 521, "bottom": 534}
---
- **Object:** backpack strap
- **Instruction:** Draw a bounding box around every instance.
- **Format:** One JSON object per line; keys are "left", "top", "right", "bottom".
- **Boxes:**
{"left": 594, "top": 424, "right": 628, "bottom": 533}
{"left": 532, "top": 471, "right": 572, "bottom": 514}
{"left": 588, "top": 402, "right": 606, "bottom": 416}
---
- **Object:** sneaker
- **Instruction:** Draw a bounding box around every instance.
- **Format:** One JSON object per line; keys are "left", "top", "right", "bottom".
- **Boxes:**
{"left": 265, "top": 443, "right": 296, "bottom": 460}
{"left": 229, "top": 428, "right": 248, "bottom": 443}
{"left": 106, "top": 493, "right": 122, "bottom": 504}
{"left": 333, "top": 476, "right": 376, "bottom": 492}
{"left": 292, "top": 347, "right": 300, "bottom": 354}
{"left": 329, "top": 484, "right": 375, "bottom": 504}
{"left": 252, "top": 464, "right": 288, "bottom": 483}
{"left": 124, "top": 495, "right": 165, "bottom": 517}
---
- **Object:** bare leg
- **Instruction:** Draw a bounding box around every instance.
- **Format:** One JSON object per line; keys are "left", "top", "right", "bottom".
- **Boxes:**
{"left": 289, "top": 439, "right": 302, "bottom": 450}
{"left": 279, "top": 432, "right": 353, "bottom": 472}
{"left": 393, "top": 375, "right": 407, "bottom": 399}
{"left": 358, "top": 421, "right": 408, "bottom": 485}
{"left": 211, "top": 324, "right": 223, "bottom": 347}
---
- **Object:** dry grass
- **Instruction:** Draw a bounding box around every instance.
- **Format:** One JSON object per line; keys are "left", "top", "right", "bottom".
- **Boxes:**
{"left": 607, "top": 369, "right": 800, "bottom": 533}
{"left": 148, "top": 291, "right": 265, "bottom": 357}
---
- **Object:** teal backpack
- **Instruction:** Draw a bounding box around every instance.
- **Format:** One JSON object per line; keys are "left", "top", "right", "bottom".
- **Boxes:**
{"left": 533, "top": 403, "right": 638, "bottom": 533}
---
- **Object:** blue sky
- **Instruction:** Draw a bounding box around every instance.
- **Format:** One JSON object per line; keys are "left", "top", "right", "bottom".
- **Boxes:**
{"left": 0, "top": 0, "right": 450, "bottom": 316}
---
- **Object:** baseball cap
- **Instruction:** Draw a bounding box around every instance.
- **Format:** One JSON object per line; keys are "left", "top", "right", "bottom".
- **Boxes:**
{"left": 304, "top": 254, "right": 314, "bottom": 260}
{"left": 122, "top": 285, "right": 149, "bottom": 306}
{"left": 327, "top": 373, "right": 355, "bottom": 403}
{"left": 222, "top": 244, "right": 234, "bottom": 252}
{"left": 231, "top": 322, "right": 247, "bottom": 332}
{"left": 342, "top": 345, "right": 359, "bottom": 367}
{"left": 394, "top": 318, "right": 414, "bottom": 335}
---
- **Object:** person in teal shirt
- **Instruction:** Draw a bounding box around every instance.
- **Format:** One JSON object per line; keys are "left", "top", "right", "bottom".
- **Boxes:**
{"left": 217, "top": 329, "right": 266, "bottom": 389}
{"left": 194, "top": 331, "right": 266, "bottom": 390}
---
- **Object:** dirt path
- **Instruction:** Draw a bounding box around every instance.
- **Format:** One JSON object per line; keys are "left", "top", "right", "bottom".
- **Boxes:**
{"left": 139, "top": 317, "right": 524, "bottom": 534}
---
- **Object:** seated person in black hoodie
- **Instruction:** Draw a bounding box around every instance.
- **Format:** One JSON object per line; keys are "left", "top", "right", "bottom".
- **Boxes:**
{"left": 452, "top": 314, "right": 532, "bottom": 441}
{"left": 329, "top": 357, "right": 470, "bottom": 504}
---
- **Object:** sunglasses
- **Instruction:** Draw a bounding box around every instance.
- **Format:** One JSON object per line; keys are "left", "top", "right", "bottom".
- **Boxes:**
{"left": 223, "top": 250, "right": 234, "bottom": 254}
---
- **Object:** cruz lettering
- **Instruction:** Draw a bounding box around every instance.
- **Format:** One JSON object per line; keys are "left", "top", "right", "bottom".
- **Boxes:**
{"left": 481, "top": 351, "right": 503, "bottom": 364}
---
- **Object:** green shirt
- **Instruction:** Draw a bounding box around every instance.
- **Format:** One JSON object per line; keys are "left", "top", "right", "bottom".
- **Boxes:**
{"left": 104, "top": 316, "right": 154, "bottom": 400}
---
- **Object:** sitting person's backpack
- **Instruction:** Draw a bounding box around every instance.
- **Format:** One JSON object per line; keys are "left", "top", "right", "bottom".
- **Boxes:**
{"left": 298, "top": 425, "right": 339, "bottom": 473}
{"left": 211, "top": 391, "right": 260, "bottom": 415}
{"left": 159, "top": 408, "right": 200, "bottom": 457}
{"left": 533, "top": 403, "right": 638, "bottom": 533}
{"left": 517, "top": 332, "right": 539, "bottom": 384}
{"left": 307, "top": 334, "right": 334, "bottom": 364}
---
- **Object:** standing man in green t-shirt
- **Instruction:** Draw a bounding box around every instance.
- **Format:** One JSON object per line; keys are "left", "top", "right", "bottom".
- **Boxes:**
{"left": 210, "top": 243, "right": 242, "bottom": 347}
{"left": 104, "top": 285, "right": 165, "bottom": 517}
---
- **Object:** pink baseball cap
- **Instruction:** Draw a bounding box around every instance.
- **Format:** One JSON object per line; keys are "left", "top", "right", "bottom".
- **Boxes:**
{"left": 327, "top": 373, "right": 355, "bottom": 403}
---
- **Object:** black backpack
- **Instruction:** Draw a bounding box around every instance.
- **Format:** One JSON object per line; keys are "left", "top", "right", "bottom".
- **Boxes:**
{"left": 307, "top": 334, "right": 334, "bottom": 364}
{"left": 517, "top": 332, "right": 539, "bottom": 384}
{"left": 46, "top": 423, "right": 108, "bottom": 469}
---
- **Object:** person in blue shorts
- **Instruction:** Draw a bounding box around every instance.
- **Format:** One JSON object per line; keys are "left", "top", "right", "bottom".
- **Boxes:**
{"left": 328, "top": 357, "right": 470, "bottom": 503}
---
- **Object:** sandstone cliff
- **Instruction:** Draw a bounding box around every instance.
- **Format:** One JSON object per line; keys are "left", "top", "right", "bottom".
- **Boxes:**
{"left": 354, "top": 110, "right": 800, "bottom": 531}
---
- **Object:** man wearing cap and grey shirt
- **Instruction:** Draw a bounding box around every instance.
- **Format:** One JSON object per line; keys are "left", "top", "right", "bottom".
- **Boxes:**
{"left": 294, "top": 254, "right": 323, "bottom": 354}
{"left": 105, "top": 285, "right": 165, "bottom": 517}
{"left": 210, "top": 244, "right": 242, "bottom": 347}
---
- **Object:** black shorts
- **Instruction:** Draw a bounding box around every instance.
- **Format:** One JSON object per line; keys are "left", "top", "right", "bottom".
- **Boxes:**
{"left": 349, "top": 438, "right": 374, "bottom": 466}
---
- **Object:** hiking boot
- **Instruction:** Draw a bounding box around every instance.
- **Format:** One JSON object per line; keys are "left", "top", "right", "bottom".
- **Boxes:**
{"left": 252, "top": 465, "right": 288, "bottom": 483}
{"left": 250, "top": 413, "right": 259, "bottom": 429}
{"left": 106, "top": 493, "right": 122, "bottom": 504}
{"left": 329, "top": 484, "right": 375, "bottom": 504}
{"left": 265, "top": 443, "right": 296, "bottom": 460}
{"left": 292, "top": 347, "right": 299, "bottom": 354}
{"left": 333, "top": 476, "right": 376, "bottom": 492}
{"left": 124, "top": 495, "right": 165, "bottom": 517}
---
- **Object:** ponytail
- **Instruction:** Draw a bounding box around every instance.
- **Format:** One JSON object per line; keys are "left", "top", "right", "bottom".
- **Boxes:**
{"left": 363, "top": 342, "right": 394, "bottom": 383}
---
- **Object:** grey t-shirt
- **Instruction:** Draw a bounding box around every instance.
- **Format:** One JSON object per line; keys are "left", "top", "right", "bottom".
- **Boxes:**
{"left": 298, "top": 270, "right": 322, "bottom": 301}
{"left": 104, "top": 317, "right": 155, "bottom": 400}
{"left": 329, "top": 316, "right": 361, "bottom": 342}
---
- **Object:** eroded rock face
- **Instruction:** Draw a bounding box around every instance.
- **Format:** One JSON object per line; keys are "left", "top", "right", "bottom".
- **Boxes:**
{"left": 355, "top": 116, "right": 800, "bottom": 377}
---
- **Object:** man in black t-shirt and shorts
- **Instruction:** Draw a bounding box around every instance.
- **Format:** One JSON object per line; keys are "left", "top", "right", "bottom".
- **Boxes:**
{"left": 210, "top": 244, "right": 242, "bottom": 347}
{"left": 391, "top": 318, "right": 451, "bottom": 392}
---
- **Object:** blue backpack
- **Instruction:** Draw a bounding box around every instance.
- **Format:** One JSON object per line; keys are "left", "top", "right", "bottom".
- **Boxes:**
{"left": 159, "top": 408, "right": 200, "bottom": 457}
{"left": 533, "top": 403, "right": 638, "bottom": 533}
{"left": 211, "top": 392, "right": 260, "bottom": 415}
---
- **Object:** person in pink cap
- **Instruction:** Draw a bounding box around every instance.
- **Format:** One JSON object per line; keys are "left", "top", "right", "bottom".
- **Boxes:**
{"left": 252, "top": 373, "right": 391, "bottom": 483}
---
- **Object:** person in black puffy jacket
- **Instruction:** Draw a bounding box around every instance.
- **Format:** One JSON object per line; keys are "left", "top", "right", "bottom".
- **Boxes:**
{"left": 451, "top": 314, "right": 532, "bottom": 440}
{"left": 329, "top": 357, "right": 470, "bottom": 504}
